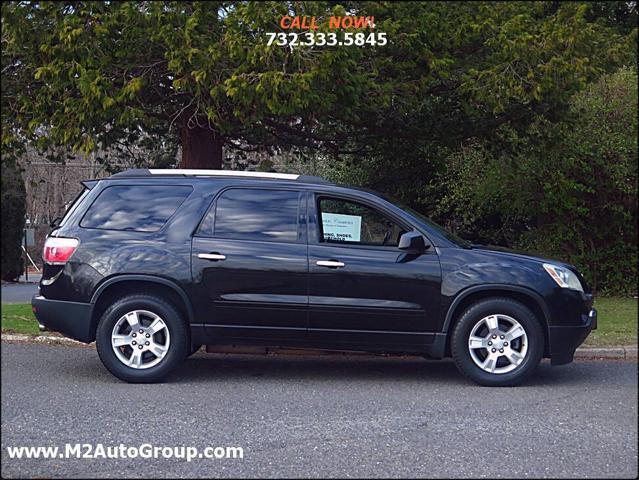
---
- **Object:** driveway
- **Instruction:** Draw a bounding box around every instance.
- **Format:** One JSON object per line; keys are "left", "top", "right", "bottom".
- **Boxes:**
{"left": 1, "top": 343, "right": 637, "bottom": 478}
{"left": 1, "top": 279, "right": 40, "bottom": 304}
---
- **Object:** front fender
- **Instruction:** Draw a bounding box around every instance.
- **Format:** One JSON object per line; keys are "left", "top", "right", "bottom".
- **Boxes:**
{"left": 441, "top": 284, "right": 551, "bottom": 333}
{"left": 437, "top": 248, "right": 554, "bottom": 332}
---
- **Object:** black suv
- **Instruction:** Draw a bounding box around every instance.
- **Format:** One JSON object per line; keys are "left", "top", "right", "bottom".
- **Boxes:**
{"left": 32, "top": 169, "right": 597, "bottom": 386}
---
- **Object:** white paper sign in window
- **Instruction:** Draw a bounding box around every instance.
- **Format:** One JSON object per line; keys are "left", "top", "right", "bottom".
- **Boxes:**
{"left": 322, "top": 213, "right": 362, "bottom": 242}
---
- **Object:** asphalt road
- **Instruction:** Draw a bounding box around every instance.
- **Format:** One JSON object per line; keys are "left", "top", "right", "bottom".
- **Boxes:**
{"left": 1, "top": 343, "right": 637, "bottom": 479}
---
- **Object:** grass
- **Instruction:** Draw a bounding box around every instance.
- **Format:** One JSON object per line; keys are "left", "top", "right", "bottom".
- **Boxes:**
{"left": 585, "top": 297, "right": 638, "bottom": 347}
{"left": 1, "top": 297, "right": 637, "bottom": 347}
{"left": 1, "top": 303, "right": 40, "bottom": 335}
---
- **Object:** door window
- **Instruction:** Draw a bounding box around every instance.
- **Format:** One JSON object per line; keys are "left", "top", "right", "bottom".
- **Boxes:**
{"left": 198, "top": 188, "right": 300, "bottom": 242}
{"left": 317, "top": 197, "right": 406, "bottom": 246}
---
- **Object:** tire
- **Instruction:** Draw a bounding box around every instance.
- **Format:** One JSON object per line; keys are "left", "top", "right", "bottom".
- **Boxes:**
{"left": 451, "top": 298, "right": 544, "bottom": 387}
{"left": 96, "top": 294, "right": 189, "bottom": 383}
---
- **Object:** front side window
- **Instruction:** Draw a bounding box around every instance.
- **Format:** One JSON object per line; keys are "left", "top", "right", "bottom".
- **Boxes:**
{"left": 198, "top": 188, "right": 300, "bottom": 242}
{"left": 318, "top": 197, "right": 406, "bottom": 247}
{"left": 80, "top": 185, "right": 192, "bottom": 232}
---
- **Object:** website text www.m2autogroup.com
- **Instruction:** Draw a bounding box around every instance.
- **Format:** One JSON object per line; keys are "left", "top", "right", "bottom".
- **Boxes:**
{"left": 5, "top": 443, "right": 244, "bottom": 462}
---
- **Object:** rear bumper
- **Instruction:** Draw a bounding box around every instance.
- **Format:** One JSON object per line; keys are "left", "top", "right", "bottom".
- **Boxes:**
{"left": 31, "top": 295, "right": 95, "bottom": 343}
{"left": 548, "top": 307, "right": 597, "bottom": 365}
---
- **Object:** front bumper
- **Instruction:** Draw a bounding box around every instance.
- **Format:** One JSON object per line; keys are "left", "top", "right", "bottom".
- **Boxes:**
{"left": 31, "top": 295, "right": 95, "bottom": 343}
{"left": 548, "top": 307, "right": 597, "bottom": 365}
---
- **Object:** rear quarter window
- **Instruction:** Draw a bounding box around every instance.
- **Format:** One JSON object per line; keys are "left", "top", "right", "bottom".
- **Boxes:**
{"left": 58, "top": 187, "right": 90, "bottom": 227}
{"left": 80, "top": 185, "right": 192, "bottom": 232}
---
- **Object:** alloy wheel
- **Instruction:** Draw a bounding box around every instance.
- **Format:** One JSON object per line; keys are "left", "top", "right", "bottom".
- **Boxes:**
{"left": 111, "top": 310, "right": 171, "bottom": 369}
{"left": 467, "top": 314, "right": 528, "bottom": 374}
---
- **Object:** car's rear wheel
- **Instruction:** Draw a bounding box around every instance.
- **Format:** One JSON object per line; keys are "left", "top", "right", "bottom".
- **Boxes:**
{"left": 96, "top": 294, "right": 189, "bottom": 383}
{"left": 451, "top": 298, "right": 544, "bottom": 386}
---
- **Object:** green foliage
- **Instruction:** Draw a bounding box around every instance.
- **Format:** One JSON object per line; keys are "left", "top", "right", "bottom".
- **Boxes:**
{"left": 437, "top": 68, "right": 638, "bottom": 295}
{"left": 2, "top": 1, "right": 635, "bottom": 158}
{"left": 1, "top": 162, "right": 26, "bottom": 281}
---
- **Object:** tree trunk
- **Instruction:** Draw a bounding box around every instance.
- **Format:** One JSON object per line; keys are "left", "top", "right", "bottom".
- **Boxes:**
{"left": 180, "top": 125, "right": 223, "bottom": 169}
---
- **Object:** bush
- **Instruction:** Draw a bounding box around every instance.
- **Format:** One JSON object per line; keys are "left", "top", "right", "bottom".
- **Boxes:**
{"left": 438, "top": 67, "right": 638, "bottom": 295}
{"left": 1, "top": 162, "right": 26, "bottom": 281}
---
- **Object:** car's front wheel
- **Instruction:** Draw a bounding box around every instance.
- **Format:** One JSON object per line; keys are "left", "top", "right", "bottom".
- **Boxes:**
{"left": 451, "top": 298, "right": 544, "bottom": 386}
{"left": 96, "top": 294, "right": 189, "bottom": 383}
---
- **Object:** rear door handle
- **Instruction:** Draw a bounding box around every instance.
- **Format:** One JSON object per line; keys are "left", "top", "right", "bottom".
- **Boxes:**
{"left": 316, "top": 260, "right": 345, "bottom": 268}
{"left": 198, "top": 253, "right": 226, "bottom": 261}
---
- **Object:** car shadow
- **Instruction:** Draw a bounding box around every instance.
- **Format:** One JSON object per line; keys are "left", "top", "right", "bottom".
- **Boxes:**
{"left": 166, "top": 353, "right": 468, "bottom": 385}
{"left": 158, "top": 352, "right": 604, "bottom": 387}
{"left": 60, "top": 347, "right": 618, "bottom": 387}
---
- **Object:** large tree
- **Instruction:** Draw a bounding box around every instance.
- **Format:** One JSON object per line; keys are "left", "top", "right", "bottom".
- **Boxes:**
{"left": 3, "top": 1, "right": 375, "bottom": 168}
{"left": 2, "top": 1, "right": 633, "bottom": 169}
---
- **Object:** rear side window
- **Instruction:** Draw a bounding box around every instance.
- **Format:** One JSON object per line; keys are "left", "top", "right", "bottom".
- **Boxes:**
{"left": 198, "top": 188, "right": 300, "bottom": 242}
{"left": 80, "top": 185, "right": 192, "bottom": 232}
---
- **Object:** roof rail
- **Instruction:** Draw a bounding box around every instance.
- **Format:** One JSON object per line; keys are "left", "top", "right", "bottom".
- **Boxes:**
{"left": 148, "top": 169, "right": 300, "bottom": 179}
{"left": 110, "top": 169, "right": 331, "bottom": 183}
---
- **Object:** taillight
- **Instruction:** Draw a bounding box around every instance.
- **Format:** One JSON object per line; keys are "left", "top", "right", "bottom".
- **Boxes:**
{"left": 43, "top": 237, "right": 79, "bottom": 265}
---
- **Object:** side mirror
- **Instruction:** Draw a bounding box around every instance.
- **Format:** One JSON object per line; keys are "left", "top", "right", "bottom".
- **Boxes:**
{"left": 398, "top": 231, "right": 429, "bottom": 253}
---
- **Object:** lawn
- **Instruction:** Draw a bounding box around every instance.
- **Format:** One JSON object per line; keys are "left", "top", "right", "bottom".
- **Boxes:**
{"left": 585, "top": 297, "right": 638, "bottom": 347}
{"left": 1, "top": 303, "right": 40, "bottom": 335}
{"left": 1, "top": 298, "right": 637, "bottom": 347}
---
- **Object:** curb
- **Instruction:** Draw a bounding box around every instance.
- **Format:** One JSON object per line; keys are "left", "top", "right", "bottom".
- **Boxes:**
{"left": 1, "top": 333, "right": 93, "bottom": 348}
{"left": 1, "top": 333, "right": 636, "bottom": 359}
{"left": 575, "top": 346, "right": 637, "bottom": 360}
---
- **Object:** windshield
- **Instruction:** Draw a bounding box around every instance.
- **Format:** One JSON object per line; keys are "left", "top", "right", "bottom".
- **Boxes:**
{"left": 401, "top": 205, "right": 471, "bottom": 247}
{"left": 374, "top": 192, "right": 471, "bottom": 247}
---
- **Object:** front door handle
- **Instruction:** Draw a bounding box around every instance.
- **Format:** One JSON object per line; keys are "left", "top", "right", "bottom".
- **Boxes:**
{"left": 198, "top": 253, "right": 226, "bottom": 261}
{"left": 316, "top": 260, "right": 345, "bottom": 268}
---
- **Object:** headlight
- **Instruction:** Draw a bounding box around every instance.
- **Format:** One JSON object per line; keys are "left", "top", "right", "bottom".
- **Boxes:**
{"left": 543, "top": 263, "right": 583, "bottom": 292}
